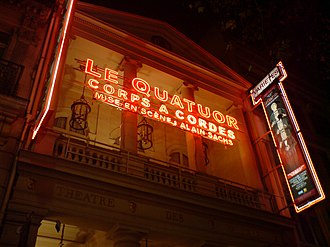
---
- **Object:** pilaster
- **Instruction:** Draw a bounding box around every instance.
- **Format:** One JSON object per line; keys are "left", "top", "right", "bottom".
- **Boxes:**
{"left": 109, "top": 225, "right": 146, "bottom": 247}
{"left": 119, "top": 56, "right": 142, "bottom": 154}
{"left": 0, "top": 207, "right": 47, "bottom": 247}
{"left": 181, "top": 82, "right": 206, "bottom": 173}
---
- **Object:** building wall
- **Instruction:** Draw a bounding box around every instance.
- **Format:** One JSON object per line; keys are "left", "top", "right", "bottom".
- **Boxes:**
{"left": 0, "top": 1, "right": 328, "bottom": 246}
{"left": 0, "top": 0, "right": 74, "bottom": 246}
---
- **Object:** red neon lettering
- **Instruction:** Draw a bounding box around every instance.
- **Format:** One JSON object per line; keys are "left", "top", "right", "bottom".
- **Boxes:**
{"left": 187, "top": 115, "right": 197, "bottom": 125}
{"left": 159, "top": 104, "right": 169, "bottom": 114}
{"left": 107, "top": 95, "right": 115, "bottom": 104}
{"left": 183, "top": 98, "right": 195, "bottom": 112}
{"left": 191, "top": 126, "right": 199, "bottom": 134}
{"left": 197, "top": 104, "right": 210, "bottom": 118}
{"left": 198, "top": 118, "right": 207, "bottom": 129}
{"left": 130, "top": 93, "right": 140, "bottom": 103}
{"left": 103, "top": 84, "right": 115, "bottom": 94}
{"left": 227, "top": 130, "right": 235, "bottom": 139}
{"left": 88, "top": 79, "right": 99, "bottom": 89}
{"left": 94, "top": 92, "right": 105, "bottom": 101}
{"left": 132, "top": 78, "right": 150, "bottom": 97}
{"left": 226, "top": 116, "right": 239, "bottom": 130}
{"left": 223, "top": 139, "right": 233, "bottom": 146}
{"left": 154, "top": 87, "right": 168, "bottom": 102}
{"left": 85, "top": 59, "right": 101, "bottom": 78}
{"left": 212, "top": 111, "right": 225, "bottom": 124}
{"left": 218, "top": 126, "right": 226, "bottom": 136}
{"left": 84, "top": 59, "right": 240, "bottom": 146}
{"left": 130, "top": 104, "right": 138, "bottom": 112}
{"left": 208, "top": 122, "right": 217, "bottom": 132}
{"left": 141, "top": 98, "right": 150, "bottom": 108}
{"left": 117, "top": 89, "right": 128, "bottom": 100}
{"left": 175, "top": 110, "right": 184, "bottom": 120}
{"left": 104, "top": 68, "right": 119, "bottom": 84}
{"left": 140, "top": 108, "right": 146, "bottom": 114}
{"left": 114, "top": 98, "right": 122, "bottom": 106}
{"left": 170, "top": 95, "right": 184, "bottom": 109}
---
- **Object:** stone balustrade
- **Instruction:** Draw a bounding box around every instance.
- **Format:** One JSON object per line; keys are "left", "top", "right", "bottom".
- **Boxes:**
{"left": 53, "top": 136, "right": 276, "bottom": 212}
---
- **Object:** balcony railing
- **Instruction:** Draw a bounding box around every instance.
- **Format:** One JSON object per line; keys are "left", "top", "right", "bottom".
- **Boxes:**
{"left": 0, "top": 58, "right": 24, "bottom": 96}
{"left": 53, "top": 134, "right": 280, "bottom": 213}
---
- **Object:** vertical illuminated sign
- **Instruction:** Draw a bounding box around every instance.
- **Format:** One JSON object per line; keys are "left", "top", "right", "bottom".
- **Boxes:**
{"left": 251, "top": 62, "right": 325, "bottom": 213}
{"left": 32, "top": 0, "right": 76, "bottom": 139}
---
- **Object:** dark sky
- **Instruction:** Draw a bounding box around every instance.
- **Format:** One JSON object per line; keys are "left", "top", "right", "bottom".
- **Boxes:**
{"left": 82, "top": 0, "right": 329, "bottom": 95}
{"left": 84, "top": 0, "right": 185, "bottom": 20}
{"left": 83, "top": 0, "right": 201, "bottom": 40}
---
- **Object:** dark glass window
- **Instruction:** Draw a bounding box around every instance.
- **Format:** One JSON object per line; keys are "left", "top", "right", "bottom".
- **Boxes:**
{"left": 169, "top": 152, "right": 180, "bottom": 164}
{"left": 54, "top": 117, "right": 67, "bottom": 129}
{"left": 0, "top": 31, "right": 10, "bottom": 58}
{"left": 54, "top": 116, "right": 85, "bottom": 135}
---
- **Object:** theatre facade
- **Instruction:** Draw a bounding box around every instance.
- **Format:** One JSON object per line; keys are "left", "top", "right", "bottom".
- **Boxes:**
{"left": 0, "top": 1, "right": 328, "bottom": 246}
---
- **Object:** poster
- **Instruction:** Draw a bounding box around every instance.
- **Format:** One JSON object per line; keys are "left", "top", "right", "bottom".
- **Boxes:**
{"left": 251, "top": 62, "right": 325, "bottom": 212}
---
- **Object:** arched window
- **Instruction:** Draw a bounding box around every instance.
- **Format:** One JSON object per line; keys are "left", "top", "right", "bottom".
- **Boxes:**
{"left": 169, "top": 152, "right": 189, "bottom": 167}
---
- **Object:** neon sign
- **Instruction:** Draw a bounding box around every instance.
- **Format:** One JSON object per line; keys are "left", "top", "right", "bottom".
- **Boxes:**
{"left": 251, "top": 62, "right": 325, "bottom": 213}
{"left": 32, "top": 0, "right": 76, "bottom": 139}
{"left": 84, "top": 58, "right": 239, "bottom": 146}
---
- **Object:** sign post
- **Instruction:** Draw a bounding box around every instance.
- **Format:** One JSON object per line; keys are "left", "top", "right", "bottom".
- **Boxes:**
{"left": 251, "top": 62, "right": 325, "bottom": 212}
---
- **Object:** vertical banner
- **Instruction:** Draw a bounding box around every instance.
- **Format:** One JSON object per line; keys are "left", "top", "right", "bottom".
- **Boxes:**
{"left": 251, "top": 62, "right": 325, "bottom": 213}
{"left": 32, "top": 0, "right": 76, "bottom": 139}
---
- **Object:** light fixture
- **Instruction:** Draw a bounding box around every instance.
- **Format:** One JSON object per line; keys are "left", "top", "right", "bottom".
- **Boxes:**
{"left": 69, "top": 74, "right": 91, "bottom": 131}
{"left": 69, "top": 96, "right": 91, "bottom": 130}
{"left": 137, "top": 118, "right": 153, "bottom": 150}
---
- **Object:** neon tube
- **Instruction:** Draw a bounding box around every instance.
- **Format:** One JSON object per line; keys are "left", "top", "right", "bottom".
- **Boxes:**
{"left": 32, "top": 0, "right": 75, "bottom": 139}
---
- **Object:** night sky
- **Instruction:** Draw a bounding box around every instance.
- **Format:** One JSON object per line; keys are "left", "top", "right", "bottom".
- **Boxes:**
{"left": 82, "top": 0, "right": 203, "bottom": 41}
{"left": 81, "top": 0, "right": 329, "bottom": 104}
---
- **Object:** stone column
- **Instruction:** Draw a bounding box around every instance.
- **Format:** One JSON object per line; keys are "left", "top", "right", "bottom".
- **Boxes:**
{"left": 119, "top": 57, "right": 142, "bottom": 153}
{"left": 227, "top": 105, "right": 263, "bottom": 189}
{"left": 181, "top": 82, "right": 206, "bottom": 173}
{"left": 112, "top": 228, "right": 144, "bottom": 247}
{"left": 0, "top": 209, "right": 47, "bottom": 247}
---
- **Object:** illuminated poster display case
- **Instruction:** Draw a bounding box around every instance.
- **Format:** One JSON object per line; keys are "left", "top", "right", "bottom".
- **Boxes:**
{"left": 250, "top": 62, "right": 325, "bottom": 212}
